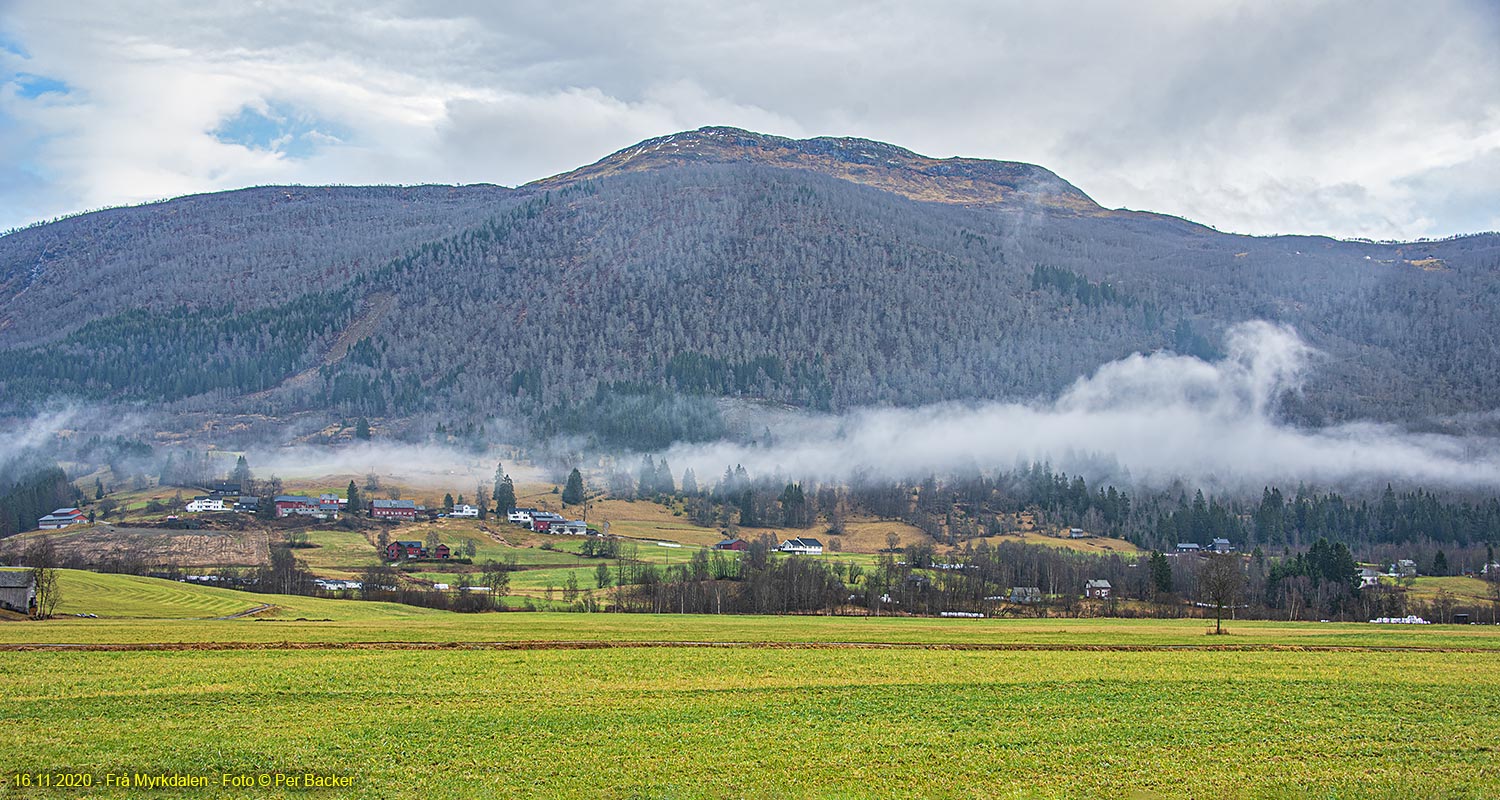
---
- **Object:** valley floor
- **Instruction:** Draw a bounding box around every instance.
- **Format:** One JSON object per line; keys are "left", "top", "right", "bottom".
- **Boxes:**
{"left": 2, "top": 573, "right": 1499, "bottom": 798}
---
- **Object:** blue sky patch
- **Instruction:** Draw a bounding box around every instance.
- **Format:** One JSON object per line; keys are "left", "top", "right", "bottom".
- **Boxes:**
{"left": 14, "top": 73, "right": 70, "bottom": 98}
{"left": 210, "top": 101, "right": 348, "bottom": 158}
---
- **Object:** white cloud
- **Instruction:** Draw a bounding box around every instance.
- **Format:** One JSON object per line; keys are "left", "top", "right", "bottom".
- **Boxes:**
{"left": 1, "top": 1, "right": 1498, "bottom": 238}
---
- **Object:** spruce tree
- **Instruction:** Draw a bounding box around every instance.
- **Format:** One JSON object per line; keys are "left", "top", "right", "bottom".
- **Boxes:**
{"left": 347, "top": 480, "right": 361, "bottom": 515}
{"left": 655, "top": 459, "right": 675, "bottom": 496}
{"left": 494, "top": 476, "right": 516, "bottom": 515}
{"left": 638, "top": 455, "right": 656, "bottom": 498}
{"left": 562, "top": 468, "right": 585, "bottom": 506}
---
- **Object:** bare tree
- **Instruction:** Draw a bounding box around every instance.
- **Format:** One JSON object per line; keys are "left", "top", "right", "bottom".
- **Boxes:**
{"left": 1199, "top": 554, "right": 1245, "bottom": 635}
{"left": 25, "top": 537, "right": 61, "bottom": 619}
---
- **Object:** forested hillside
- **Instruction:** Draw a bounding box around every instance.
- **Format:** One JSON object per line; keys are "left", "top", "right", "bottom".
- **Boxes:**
{"left": 0, "top": 184, "right": 517, "bottom": 347}
{"left": 1, "top": 127, "right": 1497, "bottom": 445}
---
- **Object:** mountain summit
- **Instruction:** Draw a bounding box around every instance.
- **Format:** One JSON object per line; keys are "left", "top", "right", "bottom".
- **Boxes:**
{"left": 528, "top": 126, "right": 1103, "bottom": 214}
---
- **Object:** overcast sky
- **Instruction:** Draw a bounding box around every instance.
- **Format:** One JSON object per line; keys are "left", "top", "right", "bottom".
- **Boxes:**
{"left": 2, "top": 1, "right": 1498, "bottom": 239}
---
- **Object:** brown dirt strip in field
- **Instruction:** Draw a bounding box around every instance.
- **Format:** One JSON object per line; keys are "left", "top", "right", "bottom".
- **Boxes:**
{"left": 0, "top": 640, "right": 1493, "bottom": 654}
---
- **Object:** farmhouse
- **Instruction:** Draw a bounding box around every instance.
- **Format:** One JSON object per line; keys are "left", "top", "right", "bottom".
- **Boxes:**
{"left": 546, "top": 520, "right": 588, "bottom": 535}
{"left": 234, "top": 496, "right": 259, "bottom": 513}
{"left": 1084, "top": 579, "right": 1112, "bottom": 599}
{"left": 372, "top": 499, "right": 418, "bottom": 520}
{"left": 507, "top": 508, "right": 539, "bottom": 524}
{"left": 714, "top": 537, "right": 748, "bottom": 551}
{"left": 431, "top": 543, "right": 451, "bottom": 559}
{"left": 1393, "top": 559, "right": 1417, "bottom": 578}
{"left": 36, "top": 508, "right": 86, "bottom": 530}
{"left": 1210, "top": 538, "right": 1236, "bottom": 553}
{"left": 0, "top": 570, "right": 36, "bottom": 614}
{"left": 450, "top": 504, "right": 480, "bottom": 518}
{"left": 778, "top": 537, "right": 824, "bottom": 555}
{"left": 185, "top": 496, "right": 228, "bottom": 513}
{"left": 1011, "top": 587, "right": 1042, "bottom": 604}
{"left": 385, "top": 540, "right": 426, "bottom": 560}
{"left": 1359, "top": 567, "right": 1382, "bottom": 588}
{"left": 1175, "top": 543, "right": 1202, "bottom": 554}
{"left": 1068, "top": 528, "right": 1090, "bottom": 539}
{"left": 274, "top": 495, "right": 319, "bottom": 518}
{"left": 317, "top": 493, "right": 346, "bottom": 513}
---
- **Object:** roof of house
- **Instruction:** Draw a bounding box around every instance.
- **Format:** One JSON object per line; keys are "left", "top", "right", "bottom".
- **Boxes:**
{"left": 373, "top": 499, "right": 417, "bottom": 509}
{"left": 1212, "top": 538, "right": 1232, "bottom": 546}
{"left": 393, "top": 540, "right": 423, "bottom": 547}
{"left": 1176, "top": 542, "right": 1201, "bottom": 549}
{"left": 1085, "top": 579, "right": 1112, "bottom": 589}
{"left": 274, "top": 495, "right": 314, "bottom": 503}
{"left": 1012, "top": 586, "right": 1041, "bottom": 595}
{"left": 0, "top": 570, "right": 35, "bottom": 589}
{"left": 783, "top": 537, "right": 823, "bottom": 548}
{"left": 715, "top": 538, "right": 745, "bottom": 547}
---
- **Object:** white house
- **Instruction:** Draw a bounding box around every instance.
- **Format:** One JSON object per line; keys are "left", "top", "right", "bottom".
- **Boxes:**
{"left": 185, "top": 496, "right": 228, "bottom": 513}
{"left": 507, "top": 508, "right": 537, "bottom": 525}
{"left": 450, "top": 504, "right": 480, "bottom": 518}
{"left": 1359, "top": 567, "right": 1382, "bottom": 588}
{"left": 553, "top": 520, "right": 589, "bottom": 535}
{"left": 778, "top": 537, "right": 824, "bottom": 555}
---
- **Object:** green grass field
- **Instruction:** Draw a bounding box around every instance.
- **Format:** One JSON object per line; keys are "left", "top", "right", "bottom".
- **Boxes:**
{"left": 3, "top": 571, "right": 1500, "bottom": 798}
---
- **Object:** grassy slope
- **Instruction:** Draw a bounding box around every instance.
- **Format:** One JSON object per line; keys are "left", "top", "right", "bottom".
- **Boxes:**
{"left": 8, "top": 569, "right": 446, "bottom": 622}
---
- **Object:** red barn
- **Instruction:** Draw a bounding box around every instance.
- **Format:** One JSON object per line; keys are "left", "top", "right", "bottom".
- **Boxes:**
{"left": 432, "top": 543, "right": 451, "bottom": 559}
{"left": 372, "top": 499, "right": 417, "bottom": 520}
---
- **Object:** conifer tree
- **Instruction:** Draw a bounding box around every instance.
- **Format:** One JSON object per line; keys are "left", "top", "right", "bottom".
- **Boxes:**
{"left": 562, "top": 468, "right": 585, "bottom": 506}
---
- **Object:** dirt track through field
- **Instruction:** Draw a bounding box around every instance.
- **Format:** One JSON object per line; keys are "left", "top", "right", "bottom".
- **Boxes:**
{"left": 1, "top": 640, "right": 1493, "bottom": 654}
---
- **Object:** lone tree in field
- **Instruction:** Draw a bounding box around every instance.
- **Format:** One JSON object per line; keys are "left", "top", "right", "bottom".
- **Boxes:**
{"left": 1200, "top": 553, "right": 1246, "bottom": 634}
{"left": 25, "top": 536, "right": 61, "bottom": 619}
{"left": 562, "top": 468, "right": 585, "bottom": 506}
{"left": 347, "top": 480, "right": 362, "bottom": 515}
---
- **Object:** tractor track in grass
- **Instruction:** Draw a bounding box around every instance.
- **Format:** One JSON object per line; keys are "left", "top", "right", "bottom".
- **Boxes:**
{"left": 0, "top": 640, "right": 1494, "bottom": 654}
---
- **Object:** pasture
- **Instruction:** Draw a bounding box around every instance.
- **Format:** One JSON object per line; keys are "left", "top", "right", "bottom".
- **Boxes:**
{"left": 3, "top": 573, "right": 1499, "bottom": 798}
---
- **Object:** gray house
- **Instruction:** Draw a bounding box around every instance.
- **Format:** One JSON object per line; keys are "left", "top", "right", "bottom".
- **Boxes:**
{"left": 0, "top": 570, "right": 37, "bottom": 614}
{"left": 1010, "top": 587, "right": 1042, "bottom": 604}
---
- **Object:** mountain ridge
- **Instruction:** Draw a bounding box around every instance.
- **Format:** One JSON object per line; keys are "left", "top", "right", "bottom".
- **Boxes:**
{"left": 525, "top": 126, "right": 1107, "bottom": 215}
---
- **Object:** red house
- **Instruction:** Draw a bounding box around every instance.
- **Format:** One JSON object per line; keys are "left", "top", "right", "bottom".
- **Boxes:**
{"left": 385, "top": 540, "right": 425, "bottom": 560}
{"left": 372, "top": 499, "right": 417, "bottom": 520}
{"left": 432, "top": 543, "right": 451, "bottom": 559}
{"left": 714, "top": 537, "right": 748, "bottom": 551}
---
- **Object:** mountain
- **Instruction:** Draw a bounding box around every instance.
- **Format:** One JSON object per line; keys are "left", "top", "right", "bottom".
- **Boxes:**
{"left": 2, "top": 126, "right": 1499, "bottom": 448}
